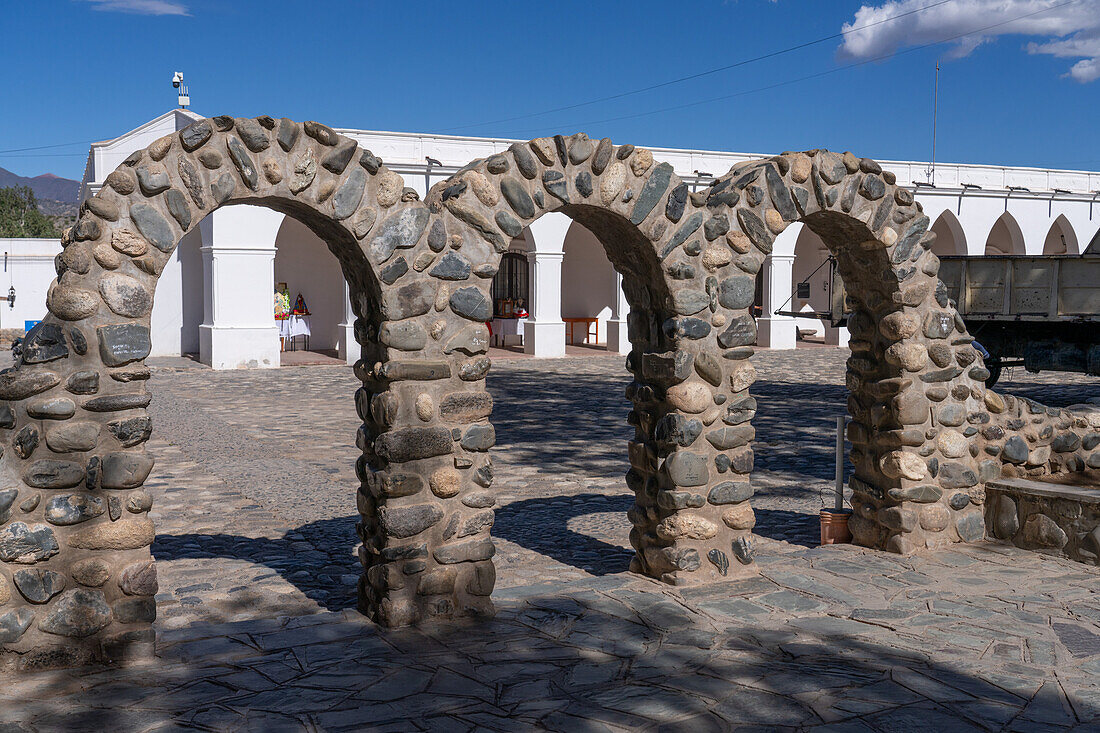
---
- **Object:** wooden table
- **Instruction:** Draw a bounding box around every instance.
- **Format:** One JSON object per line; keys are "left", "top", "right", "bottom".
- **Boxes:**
{"left": 563, "top": 317, "right": 598, "bottom": 345}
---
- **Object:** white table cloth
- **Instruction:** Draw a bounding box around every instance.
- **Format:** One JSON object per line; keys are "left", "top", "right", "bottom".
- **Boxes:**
{"left": 491, "top": 317, "right": 526, "bottom": 346}
{"left": 279, "top": 315, "right": 311, "bottom": 339}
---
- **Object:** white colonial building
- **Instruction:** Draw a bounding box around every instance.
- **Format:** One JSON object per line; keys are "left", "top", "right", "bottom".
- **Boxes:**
{"left": 8, "top": 109, "right": 1098, "bottom": 367}
{"left": 0, "top": 238, "right": 65, "bottom": 336}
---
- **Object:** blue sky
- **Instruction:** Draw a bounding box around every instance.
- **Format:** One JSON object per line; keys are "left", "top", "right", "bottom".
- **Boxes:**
{"left": 1, "top": 0, "right": 1097, "bottom": 180}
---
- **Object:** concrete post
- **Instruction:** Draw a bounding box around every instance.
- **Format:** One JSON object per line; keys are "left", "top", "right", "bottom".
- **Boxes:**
{"left": 523, "top": 213, "right": 568, "bottom": 357}
{"left": 755, "top": 254, "right": 798, "bottom": 350}
{"left": 606, "top": 270, "right": 631, "bottom": 355}
{"left": 198, "top": 205, "right": 282, "bottom": 369}
{"left": 338, "top": 280, "right": 358, "bottom": 365}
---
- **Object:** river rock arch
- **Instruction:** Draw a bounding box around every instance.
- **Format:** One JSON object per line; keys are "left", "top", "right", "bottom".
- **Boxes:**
{"left": 2, "top": 117, "right": 1097, "bottom": 670}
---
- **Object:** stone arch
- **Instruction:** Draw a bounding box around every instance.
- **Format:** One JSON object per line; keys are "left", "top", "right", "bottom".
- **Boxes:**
{"left": 0, "top": 115, "right": 403, "bottom": 668}
{"left": 5, "top": 120, "right": 1097, "bottom": 670}
{"left": 1043, "top": 214, "right": 1079, "bottom": 255}
{"left": 929, "top": 210, "right": 967, "bottom": 256}
{"left": 422, "top": 142, "right": 999, "bottom": 581}
{"left": 384, "top": 138, "right": 707, "bottom": 616}
{"left": 985, "top": 211, "right": 1025, "bottom": 255}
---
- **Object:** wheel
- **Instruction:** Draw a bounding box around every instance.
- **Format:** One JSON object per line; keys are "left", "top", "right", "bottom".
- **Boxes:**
{"left": 985, "top": 360, "right": 1002, "bottom": 388}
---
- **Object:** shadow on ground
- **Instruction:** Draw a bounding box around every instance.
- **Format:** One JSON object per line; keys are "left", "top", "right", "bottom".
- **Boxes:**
{"left": 493, "top": 493, "right": 636, "bottom": 575}
{"left": 151, "top": 364, "right": 852, "bottom": 621}
{"left": 9, "top": 582, "right": 1092, "bottom": 731}
{"left": 489, "top": 358, "right": 845, "bottom": 547}
{"left": 154, "top": 517, "right": 362, "bottom": 614}
{"left": 488, "top": 358, "right": 632, "bottom": 476}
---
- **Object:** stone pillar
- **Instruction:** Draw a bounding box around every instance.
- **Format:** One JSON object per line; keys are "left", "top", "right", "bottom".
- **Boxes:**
{"left": 523, "top": 214, "right": 567, "bottom": 357}
{"left": 623, "top": 278, "right": 761, "bottom": 586}
{"left": 338, "top": 282, "right": 358, "bottom": 365}
{"left": 755, "top": 254, "right": 797, "bottom": 350}
{"left": 354, "top": 297, "right": 497, "bottom": 627}
{"left": 605, "top": 271, "right": 631, "bottom": 355}
{"left": 198, "top": 205, "right": 281, "bottom": 370}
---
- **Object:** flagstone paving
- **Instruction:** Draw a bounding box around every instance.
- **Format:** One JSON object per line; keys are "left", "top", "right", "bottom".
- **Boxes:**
{"left": 1, "top": 349, "right": 1097, "bottom": 731}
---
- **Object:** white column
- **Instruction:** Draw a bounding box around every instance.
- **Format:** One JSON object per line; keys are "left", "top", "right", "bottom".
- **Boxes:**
{"left": 605, "top": 270, "right": 631, "bottom": 355}
{"left": 338, "top": 281, "right": 358, "bottom": 365}
{"left": 756, "top": 254, "right": 798, "bottom": 350}
{"left": 199, "top": 205, "right": 282, "bottom": 370}
{"left": 523, "top": 213, "right": 569, "bottom": 357}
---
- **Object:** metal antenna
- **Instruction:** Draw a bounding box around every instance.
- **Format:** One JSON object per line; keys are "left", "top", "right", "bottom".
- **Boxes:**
{"left": 172, "top": 72, "right": 190, "bottom": 109}
{"left": 930, "top": 62, "right": 940, "bottom": 186}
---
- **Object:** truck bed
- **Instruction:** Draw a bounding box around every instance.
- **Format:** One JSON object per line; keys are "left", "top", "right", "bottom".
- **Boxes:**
{"left": 938, "top": 255, "right": 1100, "bottom": 323}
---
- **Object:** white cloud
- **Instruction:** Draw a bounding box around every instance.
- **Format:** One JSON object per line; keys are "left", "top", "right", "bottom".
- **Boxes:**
{"left": 81, "top": 0, "right": 190, "bottom": 16}
{"left": 839, "top": 0, "right": 1100, "bottom": 82}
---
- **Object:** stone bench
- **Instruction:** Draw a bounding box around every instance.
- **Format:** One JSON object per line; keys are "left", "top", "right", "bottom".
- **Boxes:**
{"left": 985, "top": 478, "right": 1100, "bottom": 565}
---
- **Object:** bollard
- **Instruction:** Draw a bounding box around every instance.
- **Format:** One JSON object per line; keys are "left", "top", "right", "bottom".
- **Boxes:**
{"left": 820, "top": 415, "right": 852, "bottom": 545}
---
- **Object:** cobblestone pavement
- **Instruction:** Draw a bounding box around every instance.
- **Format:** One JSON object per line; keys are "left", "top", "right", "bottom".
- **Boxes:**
{"left": 2, "top": 349, "right": 1099, "bottom": 731}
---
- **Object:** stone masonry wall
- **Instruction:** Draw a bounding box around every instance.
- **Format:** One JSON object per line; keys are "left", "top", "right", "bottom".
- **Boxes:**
{"left": 986, "top": 482, "right": 1100, "bottom": 565}
{"left": 1, "top": 116, "right": 1093, "bottom": 670}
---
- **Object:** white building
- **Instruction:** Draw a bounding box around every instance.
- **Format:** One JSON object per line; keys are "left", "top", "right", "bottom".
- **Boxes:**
{"left": 0, "top": 238, "right": 62, "bottom": 336}
{"left": 16, "top": 109, "right": 1080, "bottom": 367}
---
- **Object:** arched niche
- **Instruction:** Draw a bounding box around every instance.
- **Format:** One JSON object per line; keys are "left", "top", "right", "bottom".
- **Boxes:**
{"left": 0, "top": 116, "right": 392, "bottom": 669}
{"left": 985, "top": 212, "right": 1025, "bottom": 255}
{"left": 274, "top": 213, "right": 348, "bottom": 354}
{"left": 1043, "top": 214, "right": 1079, "bottom": 255}
{"left": 929, "top": 210, "right": 967, "bottom": 256}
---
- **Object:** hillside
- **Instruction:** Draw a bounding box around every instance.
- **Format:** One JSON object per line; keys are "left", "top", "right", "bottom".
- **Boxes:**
{"left": 0, "top": 166, "right": 80, "bottom": 226}
{"left": 0, "top": 167, "right": 79, "bottom": 203}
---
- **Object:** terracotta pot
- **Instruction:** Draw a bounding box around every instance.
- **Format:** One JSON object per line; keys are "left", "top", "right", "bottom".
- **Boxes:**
{"left": 820, "top": 508, "right": 853, "bottom": 545}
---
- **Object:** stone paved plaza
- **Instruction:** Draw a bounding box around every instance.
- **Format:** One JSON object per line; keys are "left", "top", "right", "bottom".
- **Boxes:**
{"left": 1, "top": 348, "right": 1099, "bottom": 731}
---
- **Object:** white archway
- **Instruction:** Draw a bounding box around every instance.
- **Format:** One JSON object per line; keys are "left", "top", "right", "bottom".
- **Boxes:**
{"left": 930, "top": 210, "right": 967, "bottom": 256}
{"left": 273, "top": 215, "right": 348, "bottom": 355}
{"left": 791, "top": 225, "right": 830, "bottom": 340}
{"left": 561, "top": 220, "right": 617, "bottom": 350}
{"left": 985, "top": 212, "right": 1026, "bottom": 255}
{"left": 1043, "top": 214, "right": 1079, "bottom": 255}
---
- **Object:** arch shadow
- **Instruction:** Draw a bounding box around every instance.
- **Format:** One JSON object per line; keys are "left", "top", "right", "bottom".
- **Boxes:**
{"left": 493, "top": 494, "right": 636, "bottom": 575}
{"left": 153, "top": 516, "right": 362, "bottom": 613}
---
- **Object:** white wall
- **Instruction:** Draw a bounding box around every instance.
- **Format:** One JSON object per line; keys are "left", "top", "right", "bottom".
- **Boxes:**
{"left": 150, "top": 228, "right": 202, "bottom": 356}
{"left": 561, "top": 223, "right": 615, "bottom": 344}
{"left": 273, "top": 217, "right": 347, "bottom": 351}
{"left": 0, "top": 238, "right": 60, "bottom": 333}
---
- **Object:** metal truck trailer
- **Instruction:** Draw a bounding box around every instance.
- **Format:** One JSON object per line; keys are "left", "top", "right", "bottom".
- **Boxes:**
{"left": 938, "top": 232, "right": 1100, "bottom": 386}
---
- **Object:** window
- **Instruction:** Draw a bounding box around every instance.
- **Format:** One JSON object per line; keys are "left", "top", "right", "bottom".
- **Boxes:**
{"left": 491, "top": 252, "right": 529, "bottom": 316}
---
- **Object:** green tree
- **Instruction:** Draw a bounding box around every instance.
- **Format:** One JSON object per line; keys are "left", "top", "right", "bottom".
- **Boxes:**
{"left": 0, "top": 186, "right": 60, "bottom": 238}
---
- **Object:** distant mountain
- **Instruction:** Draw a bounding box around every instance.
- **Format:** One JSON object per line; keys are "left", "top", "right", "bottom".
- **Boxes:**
{"left": 0, "top": 167, "right": 80, "bottom": 204}
{"left": 0, "top": 167, "right": 80, "bottom": 223}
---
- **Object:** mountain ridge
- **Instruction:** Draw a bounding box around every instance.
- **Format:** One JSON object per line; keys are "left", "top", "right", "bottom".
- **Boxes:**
{"left": 0, "top": 166, "right": 80, "bottom": 204}
{"left": 0, "top": 166, "right": 80, "bottom": 221}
